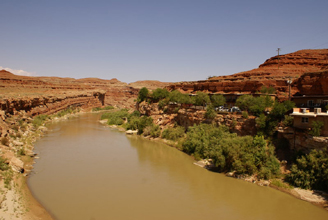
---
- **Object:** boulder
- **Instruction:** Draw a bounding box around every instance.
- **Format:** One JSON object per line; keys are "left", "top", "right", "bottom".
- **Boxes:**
{"left": 126, "top": 130, "right": 138, "bottom": 135}
{"left": 12, "top": 140, "right": 23, "bottom": 146}
{"left": 9, "top": 157, "right": 24, "bottom": 173}
{"left": 38, "top": 126, "right": 48, "bottom": 132}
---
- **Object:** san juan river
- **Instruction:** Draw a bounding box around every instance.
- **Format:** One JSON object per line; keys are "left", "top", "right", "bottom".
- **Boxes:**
{"left": 28, "top": 113, "right": 328, "bottom": 220}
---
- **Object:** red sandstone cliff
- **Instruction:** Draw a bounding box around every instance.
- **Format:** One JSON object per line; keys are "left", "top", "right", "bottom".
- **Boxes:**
{"left": 167, "top": 49, "right": 328, "bottom": 100}
{"left": 0, "top": 70, "right": 172, "bottom": 115}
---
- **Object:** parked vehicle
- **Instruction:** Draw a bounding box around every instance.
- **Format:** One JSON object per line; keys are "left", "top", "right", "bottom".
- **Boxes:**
{"left": 216, "top": 106, "right": 229, "bottom": 112}
{"left": 230, "top": 106, "right": 241, "bottom": 113}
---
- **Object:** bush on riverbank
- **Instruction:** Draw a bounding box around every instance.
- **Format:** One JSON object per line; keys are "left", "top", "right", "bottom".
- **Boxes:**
{"left": 101, "top": 109, "right": 129, "bottom": 125}
{"left": 287, "top": 149, "right": 328, "bottom": 191}
{"left": 32, "top": 114, "right": 49, "bottom": 128}
{"left": 143, "top": 124, "right": 161, "bottom": 138}
{"left": 0, "top": 156, "right": 9, "bottom": 171}
{"left": 161, "top": 126, "right": 185, "bottom": 141}
{"left": 125, "top": 115, "right": 153, "bottom": 135}
{"left": 182, "top": 124, "right": 280, "bottom": 179}
{"left": 92, "top": 106, "right": 114, "bottom": 111}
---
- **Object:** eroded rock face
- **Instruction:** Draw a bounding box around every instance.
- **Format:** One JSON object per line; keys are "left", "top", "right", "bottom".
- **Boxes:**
{"left": 167, "top": 49, "right": 328, "bottom": 100}
{"left": 279, "top": 128, "right": 328, "bottom": 153}
{"left": 9, "top": 157, "right": 24, "bottom": 173}
{"left": 138, "top": 102, "right": 257, "bottom": 136}
{"left": 295, "top": 70, "right": 328, "bottom": 95}
{"left": 0, "top": 70, "right": 108, "bottom": 115}
{"left": 0, "top": 70, "right": 173, "bottom": 111}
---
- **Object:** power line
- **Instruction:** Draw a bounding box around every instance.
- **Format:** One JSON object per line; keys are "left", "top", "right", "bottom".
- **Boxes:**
{"left": 280, "top": 29, "right": 328, "bottom": 51}
{"left": 312, "top": 41, "right": 328, "bottom": 49}
{"left": 277, "top": 48, "right": 281, "bottom": 69}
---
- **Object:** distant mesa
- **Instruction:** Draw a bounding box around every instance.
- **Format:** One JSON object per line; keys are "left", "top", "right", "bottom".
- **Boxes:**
{"left": 167, "top": 49, "right": 328, "bottom": 100}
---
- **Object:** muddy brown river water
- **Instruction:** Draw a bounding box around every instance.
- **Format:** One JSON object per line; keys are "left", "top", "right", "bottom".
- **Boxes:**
{"left": 28, "top": 113, "right": 328, "bottom": 220}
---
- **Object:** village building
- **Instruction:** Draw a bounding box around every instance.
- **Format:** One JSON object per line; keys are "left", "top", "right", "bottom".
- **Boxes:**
{"left": 290, "top": 108, "right": 328, "bottom": 136}
{"left": 292, "top": 94, "right": 328, "bottom": 109}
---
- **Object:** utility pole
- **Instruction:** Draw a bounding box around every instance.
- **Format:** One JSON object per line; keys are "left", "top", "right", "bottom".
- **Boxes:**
{"left": 287, "top": 77, "right": 292, "bottom": 101}
{"left": 277, "top": 48, "right": 281, "bottom": 69}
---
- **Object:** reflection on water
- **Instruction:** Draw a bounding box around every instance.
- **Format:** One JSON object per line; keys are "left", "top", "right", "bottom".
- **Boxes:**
{"left": 28, "top": 113, "right": 328, "bottom": 220}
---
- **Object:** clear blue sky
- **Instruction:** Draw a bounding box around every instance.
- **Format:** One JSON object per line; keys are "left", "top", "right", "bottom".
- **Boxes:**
{"left": 1, "top": 0, "right": 327, "bottom": 83}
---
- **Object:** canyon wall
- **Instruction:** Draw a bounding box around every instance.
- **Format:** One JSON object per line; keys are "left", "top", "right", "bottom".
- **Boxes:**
{"left": 294, "top": 70, "right": 328, "bottom": 95}
{"left": 167, "top": 49, "right": 328, "bottom": 100}
{"left": 0, "top": 70, "right": 171, "bottom": 116}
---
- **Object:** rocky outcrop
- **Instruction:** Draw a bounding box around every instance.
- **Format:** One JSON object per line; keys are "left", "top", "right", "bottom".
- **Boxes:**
{"left": 279, "top": 127, "right": 328, "bottom": 153}
{"left": 138, "top": 101, "right": 257, "bottom": 136}
{"left": 294, "top": 70, "right": 328, "bottom": 95}
{"left": 0, "top": 91, "right": 105, "bottom": 116}
{"left": 0, "top": 70, "right": 173, "bottom": 111}
{"left": 167, "top": 49, "right": 328, "bottom": 100}
{"left": 9, "top": 157, "right": 24, "bottom": 173}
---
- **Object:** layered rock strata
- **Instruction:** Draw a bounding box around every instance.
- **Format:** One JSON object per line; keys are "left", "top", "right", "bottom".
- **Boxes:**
{"left": 167, "top": 49, "right": 328, "bottom": 100}
{"left": 0, "top": 70, "right": 172, "bottom": 115}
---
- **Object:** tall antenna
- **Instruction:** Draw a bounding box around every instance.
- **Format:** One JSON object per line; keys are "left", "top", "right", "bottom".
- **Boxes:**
{"left": 277, "top": 48, "right": 281, "bottom": 69}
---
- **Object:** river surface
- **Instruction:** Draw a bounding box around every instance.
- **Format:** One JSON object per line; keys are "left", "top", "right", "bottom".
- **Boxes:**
{"left": 28, "top": 113, "right": 328, "bottom": 220}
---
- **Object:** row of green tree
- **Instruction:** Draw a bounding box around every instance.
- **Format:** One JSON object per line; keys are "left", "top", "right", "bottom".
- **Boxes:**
{"left": 101, "top": 108, "right": 328, "bottom": 191}
{"left": 101, "top": 109, "right": 281, "bottom": 180}
{"left": 140, "top": 87, "right": 297, "bottom": 135}
{"left": 138, "top": 87, "right": 226, "bottom": 108}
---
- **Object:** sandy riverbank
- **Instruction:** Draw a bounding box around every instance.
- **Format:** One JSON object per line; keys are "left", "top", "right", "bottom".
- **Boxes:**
{"left": 0, "top": 110, "right": 92, "bottom": 220}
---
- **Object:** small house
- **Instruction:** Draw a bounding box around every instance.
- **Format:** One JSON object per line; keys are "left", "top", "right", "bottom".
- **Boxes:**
{"left": 290, "top": 108, "right": 328, "bottom": 136}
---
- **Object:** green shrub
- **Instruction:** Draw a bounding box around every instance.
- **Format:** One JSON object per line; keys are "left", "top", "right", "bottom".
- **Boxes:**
{"left": 309, "top": 121, "right": 324, "bottom": 136}
{"left": 103, "top": 106, "right": 114, "bottom": 110}
{"left": 236, "top": 95, "right": 255, "bottom": 112}
{"left": 150, "top": 125, "right": 161, "bottom": 138}
{"left": 125, "top": 115, "right": 153, "bottom": 135}
{"left": 54, "top": 106, "right": 79, "bottom": 117}
{"left": 137, "top": 116, "right": 153, "bottom": 135}
{"left": 142, "top": 125, "right": 152, "bottom": 136}
{"left": 92, "top": 107, "right": 102, "bottom": 111}
{"left": 242, "top": 111, "right": 249, "bottom": 119}
{"left": 0, "top": 156, "right": 9, "bottom": 171}
{"left": 162, "top": 126, "right": 185, "bottom": 141}
{"left": 236, "top": 95, "right": 274, "bottom": 116}
{"left": 101, "top": 109, "right": 129, "bottom": 125}
{"left": 168, "top": 90, "right": 193, "bottom": 104}
{"left": 270, "top": 100, "right": 295, "bottom": 121}
{"left": 182, "top": 124, "right": 280, "bottom": 179}
{"left": 283, "top": 115, "right": 294, "bottom": 127}
{"left": 143, "top": 124, "right": 161, "bottom": 138}
{"left": 210, "top": 94, "right": 226, "bottom": 107}
{"left": 128, "top": 110, "right": 141, "bottom": 120}
{"left": 151, "top": 88, "right": 169, "bottom": 101}
{"left": 260, "top": 86, "right": 276, "bottom": 94}
{"left": 287, "top": 149, "right": 328, "bottom": 190}
{"left": 194, "top": 92, "right": 210, "bottom": 108}
{"left": 256, "top": 114, "right": 267, "bottom": 130}
{"left": 205, "top": 104, "right": 216, "bottom": 119}
{"left": 137, "top": 87, "right": 149, "bottom": 103}
{"left": 93, "top": 106, "right": 114, "bottom": 111}
{"left": 108, "top": 116, "right": 125, "bottom": 125}
{"left": 32, "top": 114, "right": 49, "bottom": 128}
{"left": 158, "top": 99, "right": 169, "bottom": 109}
